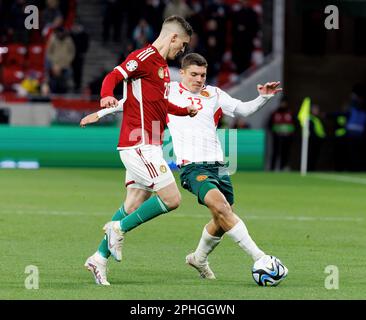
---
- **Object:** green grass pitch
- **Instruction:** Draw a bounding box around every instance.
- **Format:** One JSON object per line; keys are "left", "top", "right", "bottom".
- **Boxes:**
{"left": 0, "top": 169, "right": 365, "bottom": 300}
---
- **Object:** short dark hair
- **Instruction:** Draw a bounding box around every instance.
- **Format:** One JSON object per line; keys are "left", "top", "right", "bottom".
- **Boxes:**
{"left": 181, "top": 53, "right": 208, "bottom": 69}
{"left": 163, "top": 15, "right": 193, "bottom": 37}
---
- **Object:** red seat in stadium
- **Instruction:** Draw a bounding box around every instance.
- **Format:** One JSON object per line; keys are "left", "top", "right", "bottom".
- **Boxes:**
{"left": 2, "top": 66, "right": 25, "bottom": 87}
{"left": 3, "top": 44, "right": 27, "bottom": 66}
{"left": 27, "top": 44, "right": 45, "bottom": 69}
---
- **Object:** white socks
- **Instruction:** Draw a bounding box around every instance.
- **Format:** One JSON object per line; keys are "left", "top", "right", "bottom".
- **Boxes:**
{"left": 226, "top": 219, "right": 265, "bottom": 261}
{"left": 193, "top": 219, "right": 265, "bottom": 264}
{"left": 194, "top": 226, "right": 222, "bottom": 264}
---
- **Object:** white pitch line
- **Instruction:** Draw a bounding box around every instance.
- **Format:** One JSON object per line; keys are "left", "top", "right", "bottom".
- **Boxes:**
{"left": 243, "top": 215, "right": 364, "bottom": 222}
{"left": 0, "top": 210, "right": 363, "bottom": 222}
{"left": 311, "top": 173, "right": 366, "bottom": 185}
{"left": 0, "top": 209, "right": 103, "bottom": 216}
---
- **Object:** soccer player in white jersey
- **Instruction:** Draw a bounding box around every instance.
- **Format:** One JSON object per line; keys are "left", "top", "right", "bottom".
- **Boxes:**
{"left": 81, "top": 53, "right": 288, "bottom": 283}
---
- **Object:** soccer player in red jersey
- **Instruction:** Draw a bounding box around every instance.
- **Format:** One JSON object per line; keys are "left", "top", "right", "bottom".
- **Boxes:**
{"left": 84, "top": 16, "right": 195, "bottom": 285}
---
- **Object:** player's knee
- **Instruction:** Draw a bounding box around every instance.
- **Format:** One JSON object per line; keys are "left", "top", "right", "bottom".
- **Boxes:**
{"left": 209, "top": 201, "right": 232, "bottom": 221}
{"left": 124, "top": 203, "right": 138, "bottom": 214}
{"left": 161, "top": 192, "right": 181, "bottom": 211}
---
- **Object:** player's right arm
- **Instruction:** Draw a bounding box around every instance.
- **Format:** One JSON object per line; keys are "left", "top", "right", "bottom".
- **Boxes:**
{"left": 100, "top": 70, "right": 124, "bottom": 108}
{"left": 100, "top": 52, "right": 145, "bottom": 108}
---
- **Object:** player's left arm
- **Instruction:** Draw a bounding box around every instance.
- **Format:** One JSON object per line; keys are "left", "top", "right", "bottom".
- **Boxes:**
{"left": 219, "top": 82, "right": 282, "bottom": 117}
{"left": 80, "top": 102, "right": 123, "bottom": 127}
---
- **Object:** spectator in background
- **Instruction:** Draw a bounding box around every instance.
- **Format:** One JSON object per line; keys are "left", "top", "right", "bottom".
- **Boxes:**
{"left": 204, "top": 19, "right": 223, "bottom": 81}
{"left": 132, "top": 18, "right": 154, "bottom": 49}
{"left": 186, "top": 0, "right": 205, "bottom": 38}
{"left": 9, "top": 0, "right": 28, "bottom": 43}
{"left": 185, "top": 32, "right": 206, "bottom": 56}
{"left": 45, "top": 26, "right": 75, "bottom": 93}
{"left": 205, "top": 0, "right": 228, "bottom": 60}
{"left": 41, "top": 0, "right": 63, "bottom": 39}
{"left": 268, "top": 97, "right": 295, "bottom": 171}
{"left": 87, "top": 69, "right": 108, "bottom": 96}
{"left": 345, "top": 84, "right": 366, "bottom": 171}
{"left": 144, "top": 0, "right": 166, "bottom": 37}
{"left": 70, "top": 23, "right": 89, "bottom": 92}
{"left": 308, "top": 104, "right": 326, "bottom": 171}
{"left": 332, "top": 111, "right": 348, "bottom": 171}
{"left": 163, "top": 0, "right": 193, "bottom": 20}
{"left": 15, "top": 70, "right": 41, "bottom": 96}
{"left": 102, "top": 0, "right": 123, "bottom": 43}
{"left": 230, "top": 0, "right": 259, "bottom": 74}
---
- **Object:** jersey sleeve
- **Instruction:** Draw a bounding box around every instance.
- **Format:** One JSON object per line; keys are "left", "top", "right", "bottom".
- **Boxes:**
{"left": 100, "top": 51, "right": 148, "bottom": 98}
{"left": 114, "top": 51, "right": 147, "bottom": 80}
{"left": 216, "top": 87, "right": 241, "bottom": 117}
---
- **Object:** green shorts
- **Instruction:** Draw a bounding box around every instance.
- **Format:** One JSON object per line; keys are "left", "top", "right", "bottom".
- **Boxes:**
{"left": 179, "top": 162, "right": 234, "bottom": 206}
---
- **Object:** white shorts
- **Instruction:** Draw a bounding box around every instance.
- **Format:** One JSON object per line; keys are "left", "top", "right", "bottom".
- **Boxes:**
{"left": 119, "top": 145, "right": 175, "bottom": 192}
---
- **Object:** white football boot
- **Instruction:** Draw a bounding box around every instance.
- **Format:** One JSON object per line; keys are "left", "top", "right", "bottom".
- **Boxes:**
{"left": 103, "top": 221, "right": 124, "bottom": 262}
{"left": 185, "top": 253, "right": 216, "bottom": 279}
{"left": 84, "top": 254, "right": 110, "bottom": 286}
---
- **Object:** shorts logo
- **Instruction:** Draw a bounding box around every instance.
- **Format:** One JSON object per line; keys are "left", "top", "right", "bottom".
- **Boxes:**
{"left": 158, "top": 67, "right": 164, "bottom": 79}
{"left": 160, "top": 165, "right": 167, "bottom": 173}
{"left": 126, "top": 60, "right": 138, "bottom": 72}
{"left": 200, "top": 90, "right": 210, "bottom": 97}
{"left": 196, "top": 175, "right": 208, "bottom": 182}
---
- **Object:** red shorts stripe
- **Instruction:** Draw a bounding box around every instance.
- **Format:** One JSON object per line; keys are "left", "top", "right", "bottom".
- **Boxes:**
{"left": 125, "top": 180, "right": 136, "bottom": 187}
{"left": 149, "top": 162, "right": 159, "bottom": 177}
{"left": 136, "top": 148, "right": 155, "bottom": 178}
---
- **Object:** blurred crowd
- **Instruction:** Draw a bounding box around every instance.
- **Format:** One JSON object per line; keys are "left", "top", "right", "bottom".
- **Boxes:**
{"left": 268, "top": 84, "right": 366, "bottom": 172}
{"left": 0, "top": 0, "right": 264, "bottom": 96}
{"left": 0, "top": 0, "right": 89, "bottom": 96}
{"left": 101, "top": 0, "right": 263, "bottom": 84}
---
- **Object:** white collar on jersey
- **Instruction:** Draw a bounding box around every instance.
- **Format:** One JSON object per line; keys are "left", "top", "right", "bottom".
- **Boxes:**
{"left": 179, "top": 82, "right": 207, "bottom": 93}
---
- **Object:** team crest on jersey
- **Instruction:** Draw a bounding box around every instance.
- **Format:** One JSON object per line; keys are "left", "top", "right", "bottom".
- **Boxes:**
{"left": 160, "top": 165, "right": 167, "bottom": 173}
{"left": 196, "top": 175, "right": 208, "bottom": 182}
{"left": 126, "top": 60, "right": 138, "bottom": 72}
{"left": 158, "top": 67, "right": 164, "bottom": 79}
{"left": 200, "top": 90, "right": 210, "bottom": 97}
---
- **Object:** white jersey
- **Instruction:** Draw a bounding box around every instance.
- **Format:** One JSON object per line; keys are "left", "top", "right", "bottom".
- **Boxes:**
{"left": 167, "top": 81, "right": 241, "bottom": 166}
{"left": 97, "top": 81, "right": 272, "bottom": 166}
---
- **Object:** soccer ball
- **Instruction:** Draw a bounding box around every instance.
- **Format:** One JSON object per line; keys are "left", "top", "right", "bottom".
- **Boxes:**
{"left": 252, "top": 255, "right": 288, "bottom": 286}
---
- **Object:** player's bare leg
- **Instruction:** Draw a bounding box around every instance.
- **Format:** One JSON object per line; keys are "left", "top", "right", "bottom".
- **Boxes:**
{"left": 205, "top": 189, "right": 264, "bottom": 261}
{"left": 155, "top": 181, "right": 181, "bottom": 210}
{"left": 187, "top": 189, "right": 265, "bottom": 279}
{"left": 124, "top": 187, "right": 153, "bottom": 213}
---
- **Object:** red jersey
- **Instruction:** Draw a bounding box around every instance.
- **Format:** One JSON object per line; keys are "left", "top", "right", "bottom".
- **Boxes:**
{"left": 101, "top": 45, "right": 188, "bottom": 149}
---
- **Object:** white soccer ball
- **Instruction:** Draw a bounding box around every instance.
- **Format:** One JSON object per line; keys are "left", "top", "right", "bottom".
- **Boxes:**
{"left": 252, "top": 255, "right": 288, "bottom": 286}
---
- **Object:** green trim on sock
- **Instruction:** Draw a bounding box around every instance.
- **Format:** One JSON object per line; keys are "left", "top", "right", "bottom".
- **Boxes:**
{"left": 156, "top": 196, "right": 169, "bottom": 213}
{"left": 120, "top": 196, "right": 170, "bottom": 232}
{"left": 97, "top": 234, "right": 110, "bottom": 258}
{"left": 112, "top": 206, "right": 127, "bottom": 220}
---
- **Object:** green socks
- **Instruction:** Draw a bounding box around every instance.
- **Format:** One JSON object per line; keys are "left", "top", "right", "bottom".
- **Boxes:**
{"left": 97, "top": 196, "right": 170, "bottom": 258}
{"left": 97, "top": 206, "right": 127, "bottom": 258}
{"left": 120, "top": 196, "right": 169, "bottom": 232}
